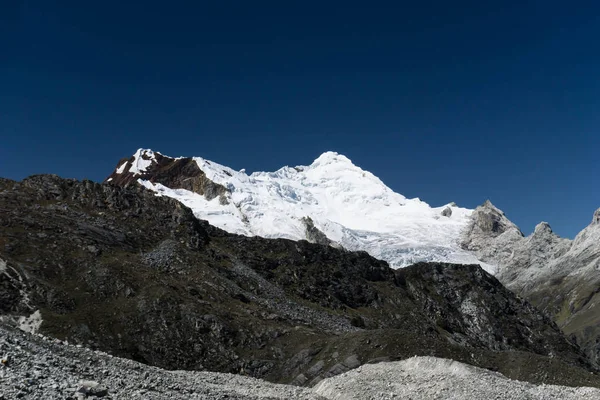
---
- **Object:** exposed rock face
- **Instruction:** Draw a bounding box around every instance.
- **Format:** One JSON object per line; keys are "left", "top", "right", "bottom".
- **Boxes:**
{"left": 105, "top": 149, "right": 229, "bottom": 203}
{"left": 593, "top": 208, "right": 600, "bottom": 225}
{"left": 0, "top": 175, "right": 597, "bottom": 387}
{"left": 462, "top": 202, "right": 600, "bottom": 366}
{"left": 460, "top": 201, "right": 524, "bottom": 272}
{"left": 441, "top": 206, "right": 453, "bottom": 217}
{"left": 301, "top": 216, "right": 334, "bottom": 246}
{"left": 473, "top": 200, "right": 520, "bottom": 235}
{"left": 398, "top": 262, "right": 578, "bottom": 354}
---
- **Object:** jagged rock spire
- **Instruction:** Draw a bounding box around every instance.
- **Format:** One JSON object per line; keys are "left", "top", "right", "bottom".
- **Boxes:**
{"left": 592, "top": 208, "right": 600, "bottom": 225}
{"left": 533, "top": 221, "right": 553, "bottom": 235}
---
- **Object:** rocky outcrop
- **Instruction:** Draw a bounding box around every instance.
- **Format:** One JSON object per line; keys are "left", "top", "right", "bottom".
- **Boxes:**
{"left": 461, "top": 202, "right": 571, "bottom": 279}
{"left": 462, "top": 201, "right": 600, "bottom": 366}
{"left": 592, "top": 208, "right": 600, "bottom": 225}
{"left": 0, "top": 175, "right": 597, "bottom": 387}
{"left": 301, "top": 216, "right": 333, "bottom": 246}
{"left": 105, "top": 149, "right": 229, "bottom": 203}
{"left": 460, "top": 201, "right": 524, "bottom": 270}
{"left": 398, "top": 262, "right": 579, "bottom": 356}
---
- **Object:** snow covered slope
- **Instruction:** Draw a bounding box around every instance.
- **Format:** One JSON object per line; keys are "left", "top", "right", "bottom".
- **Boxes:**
{"left": 107, "top": 149, "right": 492, "bottom": 271}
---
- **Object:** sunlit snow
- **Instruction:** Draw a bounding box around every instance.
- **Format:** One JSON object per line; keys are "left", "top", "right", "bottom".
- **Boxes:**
{"left": 129, "top": 149, "right": 157, "bottom": 176}
{"left": 115, "top": 162, "right": 128, "bottom": 174}
{"left": 133, "top": 149, "right": 493, "bottom": 272}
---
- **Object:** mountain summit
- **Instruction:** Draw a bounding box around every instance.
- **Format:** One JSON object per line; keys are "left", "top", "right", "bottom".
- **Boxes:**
{"left": 106, "top": 149, "right": 486, "bottom": 269}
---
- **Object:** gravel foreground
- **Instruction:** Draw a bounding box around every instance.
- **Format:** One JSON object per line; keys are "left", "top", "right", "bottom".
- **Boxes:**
{"left": 1, "top": 325, "right": 599, "bottom": 400}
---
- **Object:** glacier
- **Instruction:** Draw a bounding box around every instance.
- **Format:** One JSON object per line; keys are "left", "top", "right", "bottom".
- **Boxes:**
{"left": 121, "top": 149, "right": 493, "bottom": 272}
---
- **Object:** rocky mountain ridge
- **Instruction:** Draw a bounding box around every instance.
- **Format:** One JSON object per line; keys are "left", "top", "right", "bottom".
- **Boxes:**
{"left": 1, "top": 174, "right": 598, "bottom": 389}
{"left": 461, "top": 200, "right": 600, "bottom": 366}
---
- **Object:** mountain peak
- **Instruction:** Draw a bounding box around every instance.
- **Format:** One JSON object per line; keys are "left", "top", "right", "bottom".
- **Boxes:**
{"left": 133, "top": 148, "right": 160, "bottom": 159}
{"left": 135, "top": 148, "right": 154, "bottom": 156}
{"left": 465, "top": 200, "right": 523, "bottom": 239}
{"left": 533, "top": 221, "right": 553, "bottom": 235}
{"left": 482, "top": 199, "right": 502, "bottom": 212}
{"left": 105, "top": 148, "right": 488, "bottom": 270}
{"left": 310, "top": 151, "right": 354, "bottom": 167}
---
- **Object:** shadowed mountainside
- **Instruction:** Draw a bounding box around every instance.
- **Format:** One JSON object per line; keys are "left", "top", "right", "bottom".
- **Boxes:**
{"left": 0, "top": 175, "right": 598, "bottom": 387}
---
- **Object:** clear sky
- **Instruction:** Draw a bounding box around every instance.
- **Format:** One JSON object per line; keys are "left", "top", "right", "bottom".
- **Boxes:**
{"left": 1, "top": 1, "right": 598, "bottom": 238}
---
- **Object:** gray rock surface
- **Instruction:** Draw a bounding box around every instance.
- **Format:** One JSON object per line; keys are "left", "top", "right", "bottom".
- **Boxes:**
{"left": 461, "top": 201, "right": 600, "bottom": 366}
{"left": 460, "top": 200, "right": 525, "bottom": 274}
{"left": 592, "top": 208, "right": 600, "bottom": 225}
{"left": 314, "top": 357, "right": 600, "bottom": 400}
{"left": 0, "top": 324, "right": 318, "bottom": 399}
{"left": 301, "top": 216, "right": 334, "bottom": 247}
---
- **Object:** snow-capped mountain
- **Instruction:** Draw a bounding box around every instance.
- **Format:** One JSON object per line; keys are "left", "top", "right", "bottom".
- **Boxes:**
{"left": 9, "top": 174, "right": 595, "bottom": 391}
{"left": 106, "top": 149, "right": 493, "bottom": 271}
{"left": 104, "top": 149, "right": 600, "bottom": 365}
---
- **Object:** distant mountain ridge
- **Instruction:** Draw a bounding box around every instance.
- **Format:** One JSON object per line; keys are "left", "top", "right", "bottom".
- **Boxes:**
{"left": 461, "top": 200, "right": 600, "bottom": 366}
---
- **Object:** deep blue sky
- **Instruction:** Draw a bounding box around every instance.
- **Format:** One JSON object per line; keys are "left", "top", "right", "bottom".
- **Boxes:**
{"left": 1, "top": 1, "right": 598, "bottom": 238}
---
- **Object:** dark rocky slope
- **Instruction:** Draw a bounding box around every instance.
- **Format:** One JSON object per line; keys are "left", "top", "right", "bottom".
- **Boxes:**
{"left": 0, "top": 175, "right": 598, "bottom": 387}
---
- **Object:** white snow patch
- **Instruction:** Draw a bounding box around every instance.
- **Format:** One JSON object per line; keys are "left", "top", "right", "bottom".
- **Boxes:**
{"left": 115, "top": 162, "right": 128, "bottom": 174}
{"left": 18, "top": 310, "right": 43, "bottom": 334}
{"left": 129, "top": 149, "right": 157, "bottom": 176}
